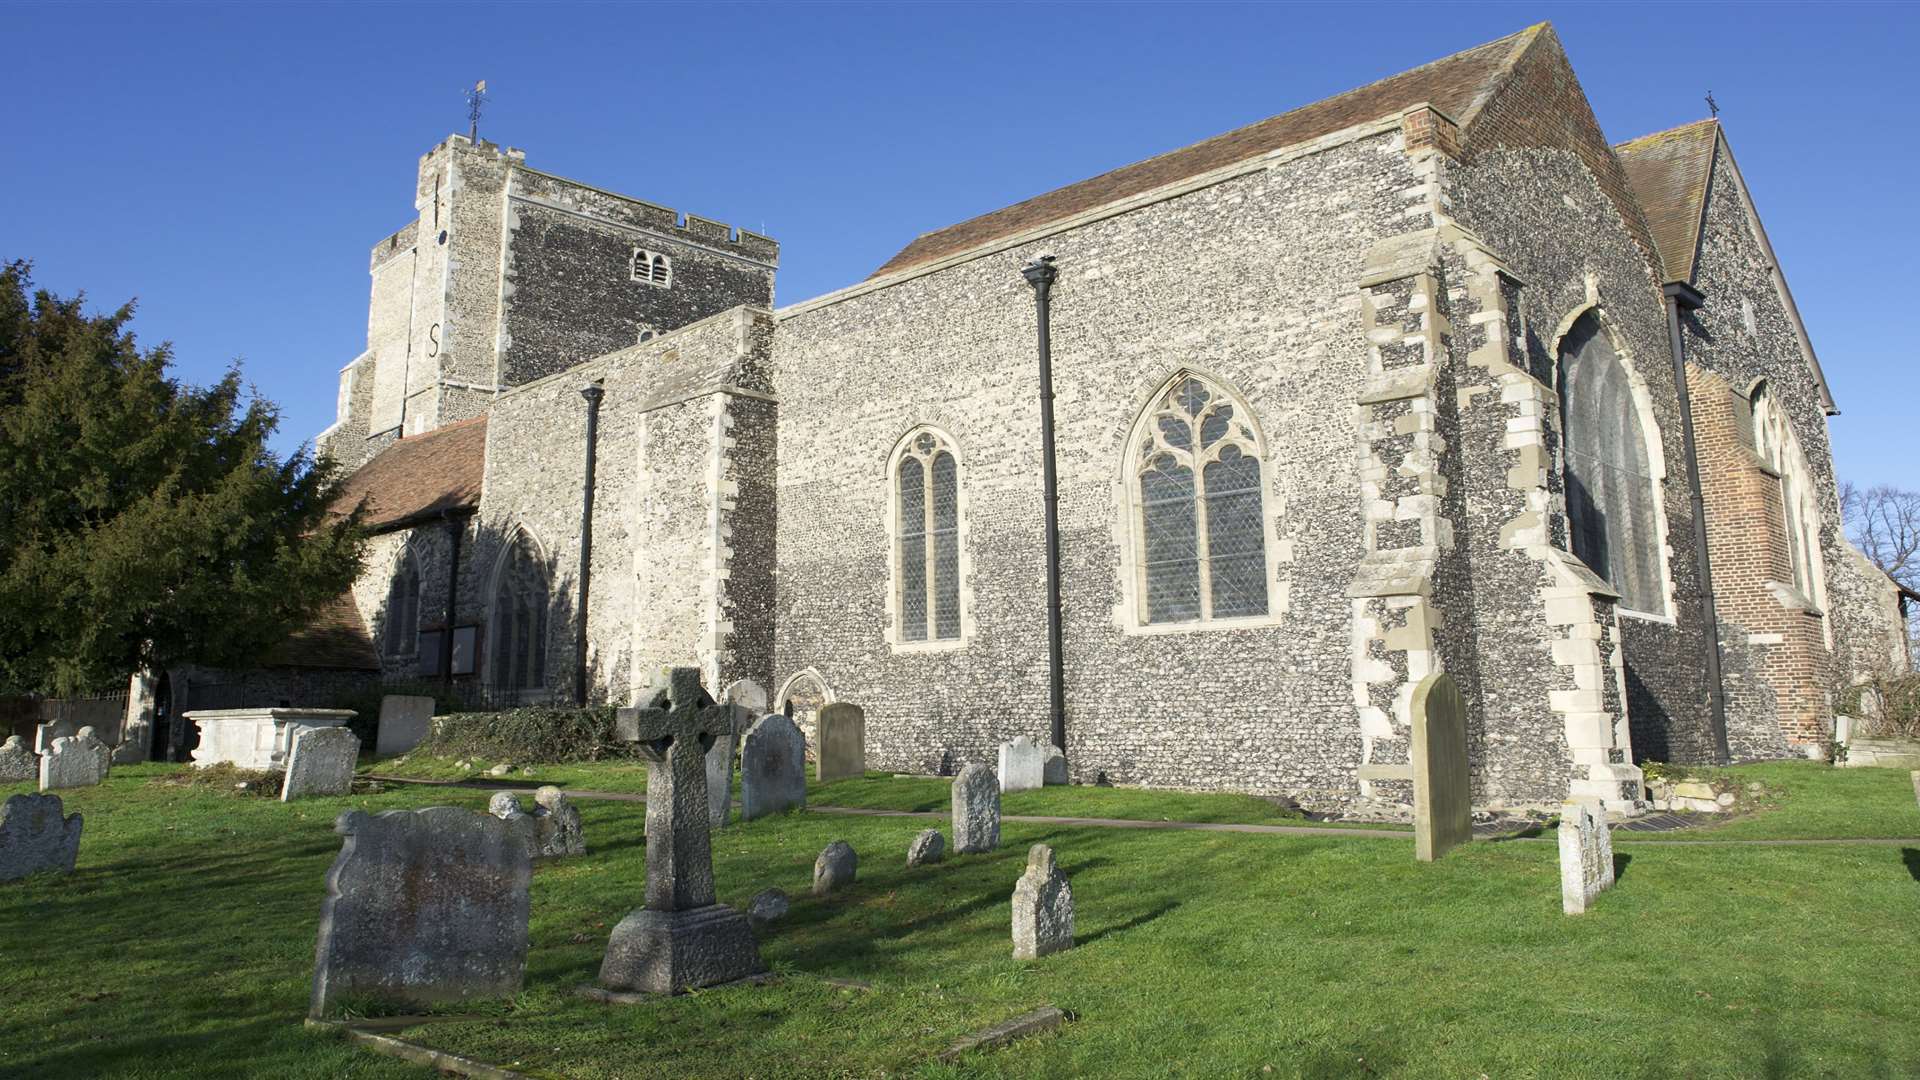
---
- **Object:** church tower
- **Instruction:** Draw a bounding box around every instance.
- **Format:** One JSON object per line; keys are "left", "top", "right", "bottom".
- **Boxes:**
{"left": 319, "top": 135, "right": 778, "bottom": 468}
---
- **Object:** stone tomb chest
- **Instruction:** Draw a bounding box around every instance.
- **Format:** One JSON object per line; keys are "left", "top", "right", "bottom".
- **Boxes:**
{"left": 184, "top": 708, "right": 356, "bottom": 772}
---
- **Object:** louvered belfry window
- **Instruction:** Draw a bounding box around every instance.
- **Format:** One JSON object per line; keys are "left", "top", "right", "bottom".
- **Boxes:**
{"left": 630, "top": 249, "right": 671, "bottom": 288}
{"left": 1133, "top": 374, "right": 1269, "bottom": 625}
{"left": 1558, "top": 313, "right": 1665, "bottom": 615}
{"left": 896, "top": 431, "right": 962, "bottom": 641}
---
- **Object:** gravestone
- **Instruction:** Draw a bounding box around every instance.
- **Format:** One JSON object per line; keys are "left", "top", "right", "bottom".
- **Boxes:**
{"left": 600, "top": 668, "right": 765, "bottom": 994}
{"left": 0, "top": 736, "right": 37, "bottom": 783}
{"left": 375, "top": 695, "right": 436, "bottom": 757}
{"left": 998, "top": 736, "right": 1046, "bottom": 793}
{"left": 1410, "top": 672, "right": 1471, "bottom": 862}
{"left": 39, "top": 728, "right": 110, "bottom": 792}
{"left": 282, "top": 727, "right": 360, "bottom": 801}
{"left": 0, "top": 793, "right": 83, "bottom": 882}
{"left": 309, "top": 806, "right": 536, "bottom": 1017}
{"left": 952, "top": 762, "right": 1000, "bottom": 854}
{"left": 907, "top": 828, "right": 945, "bottom": 867}
{"left": 1558, "top": 797, "right": 1615, "bottom": 915}
{"left": 186, "top": 708, "right": 354, "bottom": 771}
{"left": 33, "top": 719, "right": 79, "bottom": 755}
{"left": 489, "top": 787, "right": 586, "bottom": 857}
{"left": 1011, "top": 844, "right": 1074, "bottom": 959}
{"left": 710, "top": 680, "right": 766, "bottom": 828}
{"left": 739, "top": 713, "right": 807, "bottom": 821}
{"left": 747, "top": 888, "right": 788, "bottom": 929}
{"left": 816, "top": 702, "right": 866, "bottom": 783}
{"left": 813, "top": 840, "right": 856, "bottom": 895}
{"left": 1043, "top": 746, "right": 1068, "bottom": 786}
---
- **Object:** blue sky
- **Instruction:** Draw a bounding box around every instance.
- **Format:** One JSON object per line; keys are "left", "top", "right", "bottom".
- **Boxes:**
{"left": 6, "top": 2, "right": 1915, "bottom": 489}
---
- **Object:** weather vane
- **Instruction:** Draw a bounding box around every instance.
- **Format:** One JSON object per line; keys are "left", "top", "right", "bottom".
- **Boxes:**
{"left": 467, "top": 80, "right": 489, "bottom": 142}
{"left": 1706, "top": 90, "right": 1719, "bottom": 119}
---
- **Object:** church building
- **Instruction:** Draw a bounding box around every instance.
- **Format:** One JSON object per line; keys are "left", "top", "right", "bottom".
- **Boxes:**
{"left": 191, "top": 24, "right": 1904, "bottom": 813}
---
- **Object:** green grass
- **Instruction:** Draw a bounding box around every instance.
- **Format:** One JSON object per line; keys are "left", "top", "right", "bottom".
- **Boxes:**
{"left": 5, "top": 761, "right": 1915, "bottom": 1078}
{"left": 1619, "top": 761, "right": 1920, "bottom": 842}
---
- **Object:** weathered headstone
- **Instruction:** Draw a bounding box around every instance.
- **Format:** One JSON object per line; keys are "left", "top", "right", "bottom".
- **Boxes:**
{"left": 1043, "top": 746, "right": 1068, "bottom": 786}
{"left": 1410, "top": 672, "right": 1471, "bottom": 862}
{"left": 488, "top": 786, "right": 588, "bottom": 858}
{"left": 952, "top": 762, "right": 1000, "bottom": 853}
{"left": 747, "top": 888, "right": 789, "bottom": 929}
{"left": 0, "top": 793, "right": 83, "bottom": 882}
{"left": 816, "top": 702, "right": 866, "bottom": 783}
{"left": 739, "top": 713, "right": 807, "bottom": 821}
{"left": 375, "top": 695, "right": 436, "bottom": 757}
{"left": 600, "top": 668, "right": 765, "bottom": 994}
{"left": 0, "top": 736, "right": 37, "bottom": 783}
{"left": 33, "top": 719, "right": 80, "bottom": 755}
{"left": 115, "top": 671, "right": 156, "bottom": 765}
{"left": 1011, "top": 844, "right": 1074, "bottom": 959}
{"left": 813, "top": 840, "right": 856, "bottom": 895}
{"left": 907, "top": 827, "right": 945, "bottom": 867}
{"left": 1558, "top": 797, "right": 1615, "bottom": 915}
{"left": 309, "top": 806, "right": 536, "bottom": 1017}
{"left": 282, "top": 727, "right": 360, "bottom": 801}
{"left": 998, "top": 736, "right": 1046, "bottom": 793}
{"left": 711, "top": 680, "right": 766, "bottom": 828}
{"left": 38, "top": 728, "right": 109, "bottom": 792}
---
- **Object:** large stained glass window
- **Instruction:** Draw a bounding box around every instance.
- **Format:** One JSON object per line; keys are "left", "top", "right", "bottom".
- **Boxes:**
{"left": 490, "top": 530, "right": 550, "bottom": 694}
{"left": 1558, "top": 313, "right": 1666, "bottom": 615}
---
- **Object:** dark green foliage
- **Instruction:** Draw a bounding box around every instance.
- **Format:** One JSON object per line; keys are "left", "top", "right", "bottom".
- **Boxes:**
{"left": 0, "top": 261, "right": 365, "bottom": 695}
{"left": 419, "top": 705, "right": 621, "bottom": 763}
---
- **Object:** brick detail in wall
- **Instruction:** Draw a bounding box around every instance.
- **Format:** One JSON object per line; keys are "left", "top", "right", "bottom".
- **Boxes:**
{"left": 1689, "top": 363, "right": 1831, "bottom": 748}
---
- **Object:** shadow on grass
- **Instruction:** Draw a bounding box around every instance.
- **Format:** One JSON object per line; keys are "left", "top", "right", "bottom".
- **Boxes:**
{"left": 1613, "top": 852, "right": 1632, "bottom": 882}
{"left": 1903, "top": 847, "right": 1920, "bottom": 884}
{"left": 1080, "top": 900, "right": 1179, "bottom": 946}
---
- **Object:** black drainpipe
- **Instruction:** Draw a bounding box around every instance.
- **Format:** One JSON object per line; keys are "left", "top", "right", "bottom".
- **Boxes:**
{"left": 441, "top": 509, "right": 464, "bottom": 688}
{"left": 575, "top": 381, "right": 605, "bottom": 705}
{"left": 1021, "top": 255, "right": 1068, "bottom": 755}
{"left": 1663, "top": 281, "right": 1731, "bottom": 764}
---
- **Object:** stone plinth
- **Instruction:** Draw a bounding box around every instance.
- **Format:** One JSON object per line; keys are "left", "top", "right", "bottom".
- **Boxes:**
{"left": 185, "top": 709, "right": 356, "bottom": 771}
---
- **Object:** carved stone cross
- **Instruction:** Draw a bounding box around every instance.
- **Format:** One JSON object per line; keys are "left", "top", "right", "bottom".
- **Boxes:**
{"left": 619, "top": 667, "right": 735, "bottom": 912}
{"left": 600, "top": 666, "right": 765, "bottom": 994}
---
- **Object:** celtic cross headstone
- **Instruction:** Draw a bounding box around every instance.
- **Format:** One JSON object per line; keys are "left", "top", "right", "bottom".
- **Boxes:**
{"left": 598, "top": 667, "right": 765, "bottom": 993}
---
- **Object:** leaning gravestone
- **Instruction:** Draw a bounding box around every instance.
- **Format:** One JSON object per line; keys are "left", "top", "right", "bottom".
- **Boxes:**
{"left": 816, "top": 702, "right": 866, "bottom": 783}
{"left": 1011, "top": 843, "right": 1074, "bottom": 959}
{"left": 813, "top": 840, "right": 857, "bottom": 895}
{"left": 0, "top": 793, "right": 83, "bottom": 882}
{"left": 39, "top": 728, "right": 110, "bottom": 793}
{"left": 952, "top": 762, "right": 1000, "bottom": 853}
{"left": 375, "top": 695, "right": 436, "bottom": 757}
{"left": 1558, "top": 797, "right": 1615, "bottom": 915}
{"left": 739, "top": 713, "right": 807, "bottom": 821}
{"left": 1410, "top": 672, "right": 1471, "bottom": 862}
{"left": 309, "top": 806, "right": 535, "bottom": 1017}
{"left": 282, "top": 727, "right": 360, "bottom": 801}
{"left": 998, "top": 736, "right": 1046, "bottom": 793}
{"left": 601, "top": 668, "right": 765, "bottom": 994}
{"left": 0, "top": 736, "right": 37, "bottom": 783}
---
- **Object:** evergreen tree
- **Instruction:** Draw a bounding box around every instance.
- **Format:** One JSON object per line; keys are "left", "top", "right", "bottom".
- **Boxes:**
{"left": 0, "top": 260, "right": 365, "bottom": 695}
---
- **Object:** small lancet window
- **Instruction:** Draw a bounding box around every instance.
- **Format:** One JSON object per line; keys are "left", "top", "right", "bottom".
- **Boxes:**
{"left": 1130, "top": 373, "right": 1270, "bottom": 625}
{"left": 630, "top": 249, "right": 671, "bottom": 288}
{"left": 1752, "top": 383, "right": 1818, "bottom": 596}
{"left": 383, "top": 558, "right": 421, "bottom": 657}
{"left": 895, "top": 430, "right": 962, "bottom": 642}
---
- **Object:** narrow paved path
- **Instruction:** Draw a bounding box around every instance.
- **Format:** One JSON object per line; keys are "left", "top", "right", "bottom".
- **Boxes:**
{"left": 366, "top": 776, "right": 1920, "bottom": 846}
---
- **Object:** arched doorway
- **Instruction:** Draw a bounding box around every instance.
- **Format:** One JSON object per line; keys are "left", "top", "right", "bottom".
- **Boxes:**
{"left": 775, "top": 670, "right": 831, "bottom": 763}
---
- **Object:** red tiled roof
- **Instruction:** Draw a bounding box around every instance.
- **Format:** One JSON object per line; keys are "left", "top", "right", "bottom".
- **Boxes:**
{"left": 331, "top": 416, "right": 487, "bottom": 532}
{"left": 1614, "top": 119, "right": 1721, "bottom": 285}
{"left": 264, "top": 590, "right": 380, "bottom": 671}
{"left": 870, "top": 26, "right": 1543, "bottom": 278}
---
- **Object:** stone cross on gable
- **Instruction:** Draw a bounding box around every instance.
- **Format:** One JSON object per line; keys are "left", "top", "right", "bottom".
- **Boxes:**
{"left": 618, "top": 667, "right": 735, "bottom": 912}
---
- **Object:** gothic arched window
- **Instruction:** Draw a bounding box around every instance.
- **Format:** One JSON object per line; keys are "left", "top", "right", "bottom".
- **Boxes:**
{"left": 1129, "top": 373, "right": 1270, "bottom": 625}
{"left": 383, "top": 555, "right": 421, "bottom": 658}
{"left": 1558, "top": 313, "right": 1666, "bottom": 615}
{"left": 489, "top": 531, "right": 550, "bottom": 695}
{"left": 1751, "top": 382, "right": 1820, "bottom": 598}
{"left": 893, "top": 430, "right": 962, "bottom": 642}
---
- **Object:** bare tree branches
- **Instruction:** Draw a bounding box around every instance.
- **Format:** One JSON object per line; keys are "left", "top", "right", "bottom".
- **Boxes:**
{"left": 1842, "top": 482, "right": 1920, "bottom": 593}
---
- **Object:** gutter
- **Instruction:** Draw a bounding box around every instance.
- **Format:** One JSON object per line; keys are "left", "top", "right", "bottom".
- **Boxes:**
{"left": 1663, "top": 280, "right": 1732, "bottom": 763}
{"left": 574, "top": 381, "right": 605, "bottom": 705}
{"left": 1021, "top": 255, "right": 1068, "bottom": 756}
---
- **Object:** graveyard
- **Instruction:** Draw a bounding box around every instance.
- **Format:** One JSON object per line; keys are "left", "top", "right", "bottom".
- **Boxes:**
{"left": 2, "top": 746, "right": 1917, "bottom": 1078}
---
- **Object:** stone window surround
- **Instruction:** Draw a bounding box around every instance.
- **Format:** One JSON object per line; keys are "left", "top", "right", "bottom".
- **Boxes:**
{"left": 630, "top": 248, "right": 672, "bottom": 288}
{"left": 1547, "top": 291, "right": 1678, "bottom": 626}
{"left": 382, "top": 546, "right": 425, "bottom": 659}
{"left": 483, "top": 523, "right": 556, "bottom": 703}
{"left": 881, "top": 425, "right": 977, "bottom": 653}
{"left": 1111, "top": 366, "right": 1286, "bottom": 637}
